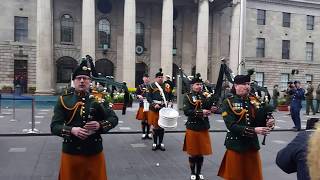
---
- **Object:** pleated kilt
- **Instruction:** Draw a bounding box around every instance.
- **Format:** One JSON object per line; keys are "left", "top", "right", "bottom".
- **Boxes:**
{"left": 136, "top": 107, "right": 148, "bottom": 121}
{"left": 183, "top": 129, "right": 212, "bottom": 156}
{"left": 147, "top": 110, "right": 159, "bottom": 127}
{"left": 217, "top": 149, "right": 263, "bottom": 180}
{"left": 59, "top": 152, "right": 107, "bottom": 180}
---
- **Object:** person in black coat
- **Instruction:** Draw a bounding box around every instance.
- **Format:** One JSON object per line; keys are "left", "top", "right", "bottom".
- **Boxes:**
{"left": 276, "top": 118, "right": 319, "bottom": 180}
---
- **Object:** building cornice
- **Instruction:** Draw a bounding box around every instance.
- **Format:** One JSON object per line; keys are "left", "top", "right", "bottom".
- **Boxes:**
{"left": 249, "top": 0, "right": 320, "bottom": 9}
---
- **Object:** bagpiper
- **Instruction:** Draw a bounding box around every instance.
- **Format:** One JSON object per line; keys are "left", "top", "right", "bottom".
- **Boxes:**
{"left": 51, "top": 59, "right": 118, "bottom": 180}
{"left": 183, "top": 73, "right": 217, "bottom": 180}
{"left": 217, "top": 74, "right": 275, "bottom": 180}
{"left": 135, "top": 73, "right": 152, "bottom": 139}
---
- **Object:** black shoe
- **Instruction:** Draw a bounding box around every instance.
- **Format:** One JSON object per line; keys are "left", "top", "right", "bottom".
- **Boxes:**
{"left": 152, "top": 144, "right": 157, "bottom": 151}
{"left": 158, "top": 143, "right": 166, "bottom": 151}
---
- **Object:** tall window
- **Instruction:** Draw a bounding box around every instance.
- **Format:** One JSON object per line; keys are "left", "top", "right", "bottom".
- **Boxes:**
{"left": 98, "top": 19, "right": 111, "bottom": 49}
{"left": 61, "top": 14, "right": 74, "bottom": 43}
{"left": 255, "top": 72, "right": 264, "bottom": 87}
{"left": 257, "top": 9, "right": 266, "bottom": 25}
{"left": 14, "top": 16, "right": 28, "bottom": 42}
{"left": 136, "top": 22, "right": 144, "bottom": 46}
{"left": 256, "top": 38, "right": 265, "bottom": 57}
{"left": 282, "top": 12, "right": 291, "bottom": 28}
{"left": 306, "top": 42, "right": 314, "bottom": 61}
{"left": 307, "top": 15, "right": 314, "bottom": 30}
{"left": 282, "top": 40, "right": 290, "bottom": 59}
{"left": 280, "top": 73, "right": 289, "bottom": 90}
{"left": 306, "top": 74, "right": 313, "bottom": 83}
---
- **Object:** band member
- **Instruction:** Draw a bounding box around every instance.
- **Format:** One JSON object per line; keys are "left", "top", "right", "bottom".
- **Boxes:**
{"left": 136, "top": 73, "right": 152, "bottom": 139}
{"left": 183, "top": 73, "right": 217, "bottom": 180}
{"left": 146, "top": 68, "right": 174, "bottom": 151}
{"left": 217, "top": 74, "right": 275, "bottom": 180}
{"left": 51, "top": 59, "right": 118, "bottom": 180}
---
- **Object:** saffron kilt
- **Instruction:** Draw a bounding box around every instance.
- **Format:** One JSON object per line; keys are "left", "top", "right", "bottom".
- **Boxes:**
{"left": 147, "top": 110, "right": 160, "bottom": 127}
{"left": 59, "top": 152, "right": 107, "bottom": 180}
{"left": 217, "top": 149, "right": 263, "bottom": 180}
{"left": 183, "top": 129, "right": 212, "bottom": 156}
{"left": 136, "top": 107, "right": 148, "bottom": 121}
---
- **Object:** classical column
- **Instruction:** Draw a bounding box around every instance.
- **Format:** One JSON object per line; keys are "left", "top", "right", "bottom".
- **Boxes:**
{"left": 181, "top": 8, "right": 193, "bottom": 75}
{"left": 229, "top": 0, "right": 246, "bottom": 75}
{"left": 195, "top": 0, "right": 209, "bottom": 80}
{"left": 122, "top": 0, "right": 136, "bottom": 88}
{"left": 36, "top": 0, "right": 54, "bottom": 94}
{"left": 161, "top": 0, "right": 173, "bottom": 77}
{"left": 81, "top": 0, "right": 96, "bottom": 59}
{"left": 150, "top": 4, "right": 162, "bottom": 77}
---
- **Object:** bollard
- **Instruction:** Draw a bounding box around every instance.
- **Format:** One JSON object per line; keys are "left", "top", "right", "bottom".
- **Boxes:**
{"left": 27, "top": 97, "right": 39, "bottom": 134}
{"left": 10, "top": 94, "right": 16, "bottom": 122}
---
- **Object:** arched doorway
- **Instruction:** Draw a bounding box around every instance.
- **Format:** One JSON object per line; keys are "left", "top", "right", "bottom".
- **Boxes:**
{"left": 95, "top": 59, "right": 114, "bottom": 77}
{"left": 56, "top": 56, "right": 77, "bottom": 83}
{"left": 135, "top": 62, "right": 147, "bottom": 87}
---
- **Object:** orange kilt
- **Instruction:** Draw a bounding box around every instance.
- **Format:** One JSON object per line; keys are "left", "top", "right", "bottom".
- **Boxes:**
{"left": 59, "top": 152, "right": 107, "bottom": 180}
{"left": 136, "top": 107, "right": 148, "bottom": 121}
{"left": 147, "top": 110, "right": 159, "bottom": 127}
{"left": 217, "top": 149, "right": 263, "bottom": 180}
{"left": 183, "top": 129, "right": 212, "bottom": 156}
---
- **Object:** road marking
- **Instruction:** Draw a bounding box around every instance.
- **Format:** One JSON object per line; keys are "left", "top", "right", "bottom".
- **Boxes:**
{"left": 274, "top": 126, "right": 281, "bottom": 129}
{"left": 35, "top": 116, "right": 44, "bottom": 118}
{"left": 0, "top": 116, "right": 4, "bottom": 118}
{"left": 216, "top": 120, "right": 224, "bottom": 123}
{"left": 183, "top": 120, "right": 187, "bottom": 122}
{"left": 119, "top": 127, "right": 131, "bottom": 130}
{"left": 131, "top": 143, "right": 147, "bottom": 148}
{"left": 9, "top": 119, "right": 17, "bottom": 122}
{"left": 2, "top": 112, "right": 12, "bottom": 115}
{"left": 119, "top": 121, "right": 124, "bottom": 124}
{"left": 276, "top": 120, "right": 286, "bottom": 123}
{"left": 272, "top": 140, "right": 287, "bottom": 144}
{"left": 40, "top": 109, "right": 50, "bottom": 112}
{"left": 37, "top": 112, "right": 47, "bottom": 115}
{"left": 9, "top": 147, "right": 26, "bottom": 153}
{"left": 28, "top": 121, "right": 41, "bottom": 124}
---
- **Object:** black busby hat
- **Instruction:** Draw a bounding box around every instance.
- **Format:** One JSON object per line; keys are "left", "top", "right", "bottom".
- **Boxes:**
{"left": 234, "top": 68, "right": 254, "bottom": 84}
{"left": 294, "top": 80, "right": 300, "bottom": 84}
{"left": 191, "top": 73, "right": 203, "bottom": 84}
{"left": 155, "top": 68, "right": 163, "bottom": 77}
{"left": 72, "top": 59, "right": 91, "bottom": 80}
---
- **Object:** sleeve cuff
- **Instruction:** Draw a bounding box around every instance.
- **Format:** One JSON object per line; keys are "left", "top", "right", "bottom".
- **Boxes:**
{"left": 61, "top": 126, "right": 72, "bottom": 137}
{"left": 242, "top": 127, "right": 255, "bottom": 137}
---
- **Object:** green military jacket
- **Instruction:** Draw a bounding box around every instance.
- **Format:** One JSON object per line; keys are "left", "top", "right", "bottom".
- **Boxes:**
{"left": 221, "top": 94, "right": 266, "bottom": 153}
{"left": 51, "top": 91, "right": 118, "bottom": 155}
{"left": 183, "top": 91, "right": 217, "bottom": 131}
{"left": 146, "top": 82, "right": 173, "bottom": 112}
{"left": 306, "top": 84, "right": 314, "bottom": 100}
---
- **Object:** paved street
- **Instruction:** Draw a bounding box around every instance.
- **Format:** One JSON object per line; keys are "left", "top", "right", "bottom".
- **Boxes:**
{"left": 0, "top": 102, "right": 317, "bottom": 180}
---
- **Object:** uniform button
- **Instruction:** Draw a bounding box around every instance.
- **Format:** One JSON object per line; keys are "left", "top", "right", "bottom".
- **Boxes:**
{"left": 82, "top": 98, "right": 85, "bottom": 100}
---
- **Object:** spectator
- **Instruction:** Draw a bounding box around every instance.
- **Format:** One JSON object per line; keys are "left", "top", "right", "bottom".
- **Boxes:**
{"left": 276, "top": 119, "right": 319, "bottom": 180}
{"left": 315, "top": 84, "right": 320, "bottom": 113}
{"left": 288, "top": 81, "right": 305, "bottom": 131}
{"left": 272, "top": 85, "right": 280, "bottom": 109}
{"left": 305, "top": 81, "right": 315, "bottom": 115}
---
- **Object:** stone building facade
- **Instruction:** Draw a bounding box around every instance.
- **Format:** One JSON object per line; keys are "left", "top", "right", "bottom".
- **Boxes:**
{"left": 0, "top": 0, "right": 319, "bottom": 94}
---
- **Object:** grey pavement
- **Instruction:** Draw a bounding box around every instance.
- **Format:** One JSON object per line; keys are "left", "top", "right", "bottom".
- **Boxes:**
{"left": 0, "top": 102, "right": 317, "bottom": 180}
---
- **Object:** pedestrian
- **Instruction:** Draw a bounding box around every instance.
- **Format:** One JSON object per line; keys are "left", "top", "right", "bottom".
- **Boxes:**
{"left": 307, "top": 123, "right": 320, "bottom": 180}
{"left": 315, "top": 84, "right": 320, "bottom": 113}
{"left": 183, "top": 73, "right": 217, "bottom": 180}
{"left": 122, "top": 82, "right": 130, "bottom": 115}
{"left": 272, "top": 84, "right": 280, "bottom": 109}
{"left": 51, "top": 59, "right": 118, "bottom": 180}
{"left": 136, "top": 73, "right": 152, "bottom": 139}
{"left": 217, "top": 74, "right": 275, "bottom": 180}
{"left": 146, "top": 68, "right": 174, "bottom": 151}
{"left": 288, "top": 81, "right": 305, "bottom": 131}
{"left": 276, "top": 118, "right": 319, "bottom": 180}
{"left": 305, "top": 81, "right": 315, "bottom": 115}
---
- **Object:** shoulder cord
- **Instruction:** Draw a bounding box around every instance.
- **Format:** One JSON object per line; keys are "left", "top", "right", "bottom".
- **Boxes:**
{"left": 186, "top": 94, "right": 202, "bottom": 111}
{"left": 226, "top": 98, "right": 246, "bottom": 123}
{"left": 60, "top": 96, "right": 84, "bottom": 125}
